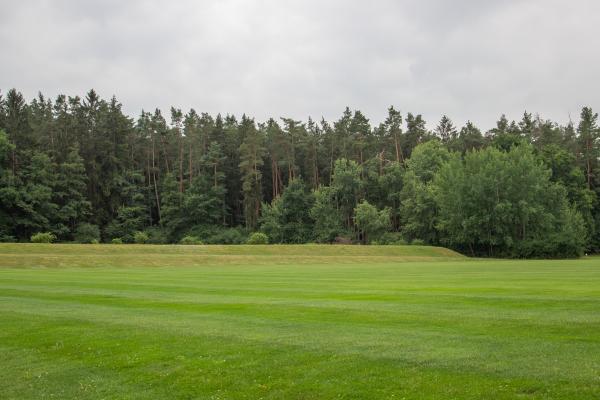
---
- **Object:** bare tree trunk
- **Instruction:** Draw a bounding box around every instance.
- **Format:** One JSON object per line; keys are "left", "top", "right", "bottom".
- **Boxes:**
{"left": 178, "top": 134, "right": 184, "bottom": 193}
{"left": 160, "top": 136, "right": 170, "bottom": 174}
{"left": 151, "top": 138, "right": 161, "bottom": 223}
{"left": 188, "top": 141, "right": 193, "bottom": 185}
{"left": 214, "top": 163, "right": 218, "bottom": 189}
{"left": 587, "top": 137, "right": 592, "bottom": 188}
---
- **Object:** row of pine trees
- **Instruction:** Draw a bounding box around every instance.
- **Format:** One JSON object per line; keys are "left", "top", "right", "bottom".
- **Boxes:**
{"left": 0, "top": 88, "right": 598, "bottom": 257}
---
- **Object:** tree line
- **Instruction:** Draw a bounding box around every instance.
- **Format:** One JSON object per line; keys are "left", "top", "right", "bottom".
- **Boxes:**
{"left": 0, "top": 88, "right": 598, "bottom": 257}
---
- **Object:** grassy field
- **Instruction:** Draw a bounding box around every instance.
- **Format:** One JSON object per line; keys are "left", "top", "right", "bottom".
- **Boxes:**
{"left": 0, "top": 244, "right": 599, "bottom": 399}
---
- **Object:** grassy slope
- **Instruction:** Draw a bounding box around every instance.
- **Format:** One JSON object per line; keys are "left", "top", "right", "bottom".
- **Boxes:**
{"left": 0, "top": 244, "right": 598, "bottom": 399}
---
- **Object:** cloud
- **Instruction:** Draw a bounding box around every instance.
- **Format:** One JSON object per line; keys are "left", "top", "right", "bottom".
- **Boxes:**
{"left": 1, "top": 0, "right": 599, "bottom": 129}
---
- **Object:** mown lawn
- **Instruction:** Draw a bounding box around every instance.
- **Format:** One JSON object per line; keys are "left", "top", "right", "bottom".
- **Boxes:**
{"left": 0, "top": 244, "right": 598, "bottom": 399}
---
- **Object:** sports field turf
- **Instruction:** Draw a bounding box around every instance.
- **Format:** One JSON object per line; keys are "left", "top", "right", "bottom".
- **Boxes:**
{"left": 0, "top": 244, "right": 599, "bottom": 399}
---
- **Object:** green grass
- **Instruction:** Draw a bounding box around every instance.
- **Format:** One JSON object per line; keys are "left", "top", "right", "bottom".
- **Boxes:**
{"left": 0, "top": 244, "right": 598, "bottom": 399}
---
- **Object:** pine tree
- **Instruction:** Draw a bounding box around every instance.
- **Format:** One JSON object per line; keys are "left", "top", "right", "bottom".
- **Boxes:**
{"left": 238, "top": 116, "right": 265, "bottom": 230}
{"left": 577, "top": 107, "right": 599, "bottom": 188}
{"left": 53, "top": 147, "right": 91, "bottom": 239}
{"left": 435, "top": 115, "right": 457, "bottom": 143}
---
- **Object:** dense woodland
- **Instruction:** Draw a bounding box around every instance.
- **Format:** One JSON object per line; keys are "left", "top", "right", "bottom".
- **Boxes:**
{"left": 0, "top": 88, "right": 598, "bottom": 257}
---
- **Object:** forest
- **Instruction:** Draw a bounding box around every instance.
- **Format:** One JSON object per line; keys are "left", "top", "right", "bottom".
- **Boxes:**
{"left": 0, "top": 88, "right": 597, "bottom": 257}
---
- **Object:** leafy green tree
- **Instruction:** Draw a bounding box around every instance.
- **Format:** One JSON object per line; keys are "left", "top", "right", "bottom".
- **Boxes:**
{"left": 456, "top": 121, "right": 484, "bottom": 153}
{"left": 489, "top": 114, "right": 524, "bottom": 151}
{"left": 330, "top": 158, "right": 361, "bottom": 229}
{"left": 183, "top": 175, "right": 226, "bottom": 229}
{"left": 52, "top": 147, "right": 91, "bottom": 239}
{"left": 0, "top": 129, "right": 16, "bottom": 240}
{"left": 379, "top": 162, "right": 404, "bottom": 230}
{"left": 259, "top": 198, "right": 283, "bottom": 244}
{"left": 434, "top": 145, "right": 586, "bottom": 257}
{"left": 538, "top": 144, "right": 595, "bottom": 248}
{"left": 158, "top": 172, "right": 185, "bottom": 239}
{"left": 105, "top": 171, "right": 150, "bottom": 242}
{"left": 9, "top": 153, "right": 57, "bottom": 240}
{"left": 400, "top": 141, "right": 454, "bottom": 243}
{"left": 354, "top": 200, "right": 390, "bottom": 244}
{"left": 310, "top": 186, "right": 344, "bottom": 243}
{"left": 259, "top": 179, "right": 314, "bottom": 243}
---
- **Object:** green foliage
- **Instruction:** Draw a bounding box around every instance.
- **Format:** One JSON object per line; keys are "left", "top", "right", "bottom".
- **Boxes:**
{"left": 31, "top": 232, "right": 56, "bottom": 243}
{"left": 179, "top": 236, "right": 203, "bottom": 245}
{"left": 246, "top": 232, "right": 269, "bottom": 244}
{"left": 310, "top": 187, "right": 345, "bottom": 243}
{"left": 400, "top": 142, "right": 455, "bottom": 244}
{"left": 378, "top": 232, "right": 407, "bottom": 245}
{"left": 260, "top": 179, "right": 314, "bottom": 243}
{"left": 144, "top": 226, "right": 169, "bottom": 244}
{"left": 184, "top": 176, "right": 227, "bottom": 228}
{"left": 111, "top": 238, "right": 123, "bottom": 244}
{"left": 354, "top": 200, "right": 390, "bottom": 244}
{"left": 434, "top": 145, "right": 586, "bottom": 258}
{"left": 238, "top": 116, "right": 266, "bottom": 230}
{"left": 158, "top": 173, "right": 185, "bottom": 239}
{"left": 53, "top": 147, "right": 91, "bottom": 240}
{"left": 1, "top": 88, "right": 599, "bottom": 257}
{"left": 184, "top": 226, "right": 248, "bottom": 244}
{"left": 330, "top": 158, "right": 361, "bottom": 228}
{"left": 105, "top": 171, "right": 149, "bottom": 243}
{"left": 133, "top": 231, "right": 149, "bottom": 244}
{"left": 73, "top": 223, "right": 100, "bottom": 244}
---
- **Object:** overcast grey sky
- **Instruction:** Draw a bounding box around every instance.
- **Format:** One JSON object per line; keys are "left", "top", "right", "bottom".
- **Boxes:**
{"left": 1, "top": 0, "right": 599, "bottom": 129}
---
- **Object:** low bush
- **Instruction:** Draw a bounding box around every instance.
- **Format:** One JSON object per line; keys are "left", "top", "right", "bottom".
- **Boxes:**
{"left": 247, "top": 232, "right": 269, "bottom": 244}
{"left": 111, "top": 238, "right": 123, "bottom": 244}
{"left": 511, "top": 235, "right": 584, "bottom": 259}
{"left": 411, "top": 239, "right": 426, "bottom": 246}
{"left": 133, "top": 231, "right": 149, "bottom": 244}
{"left": 183, "top": 226, "right": 248, "bottom": 244}
{"left": 180, "top": 236, "right": 203, "bottom": 245}
{"left": 378, "top": 232, "right": 407, "bottom": 245}
{"left": 74, "top": 223, "right": 100, "bottom": 244}
{"left": 31, "top": 232, "right": 56, "bottom": 243}
{"left": 145, "top": 227, "right": 169, "bottom": 244}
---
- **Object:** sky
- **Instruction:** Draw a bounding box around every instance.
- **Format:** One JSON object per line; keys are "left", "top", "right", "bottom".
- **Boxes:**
{"left": 1, "top": 0, "right": 599, "bottom": 130}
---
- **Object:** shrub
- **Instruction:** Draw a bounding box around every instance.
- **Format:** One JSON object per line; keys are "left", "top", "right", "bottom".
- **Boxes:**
{"left": 133, "top": 231, "right": 149, "bottom": 244}
{"left": 145, "top": 227, "right": 169, "bottom": 244}
{"left": 246, "top": 232, "right": 269, "bottom": 244}
{"left": 411, "top": 239, "right": 426, "bottom": 246}
{"left": 111, "top": 238, "right": 123, "bottom": 244}
{"left": 31, "top": 232, "right": 56, "bottom": 243}
{"left": 378, "top": 232, "right": 407, "bottom": 245}
{"left": 0, "top": 230, "right": 15, "bottom": 242}
{"left": 73, "top": 223, "right": 100, "bottom": 244}
{"left": 90, "top": 239, "right": 100, "bottom": 244}
{"left": 184, "top": 226, "right": 249, "bottom": 244}
{"left": 210, "top": 228, "right": 247, "bottom": 244}
{"left": 180, "top": 236, "right": 203, "bottom": 245}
